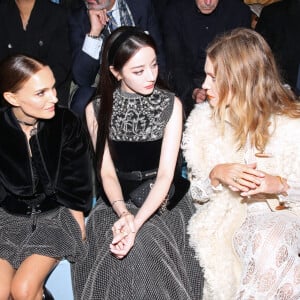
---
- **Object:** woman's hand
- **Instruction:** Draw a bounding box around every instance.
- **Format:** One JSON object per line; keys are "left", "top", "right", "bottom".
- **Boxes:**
{"left": 209, "top": 163, "right": 265, "bottom": 192}
{"left": 110, "top": 212, "right": 136, "bottom": 259}
{"left": 240, "top": 173, "right": 289, "bottom": 197}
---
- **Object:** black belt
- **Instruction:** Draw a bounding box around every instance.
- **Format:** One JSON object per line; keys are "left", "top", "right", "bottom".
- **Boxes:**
{"left": 0, "top": 193, "right": 60, "bottom": 216}
{"left": 116, "top": 169, "right": 157, "bottom": 181}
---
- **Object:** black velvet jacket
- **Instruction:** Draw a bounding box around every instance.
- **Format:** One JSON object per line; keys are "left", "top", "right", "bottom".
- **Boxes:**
{"left": 0, "top": 107, "right": 93, "bottom": 214}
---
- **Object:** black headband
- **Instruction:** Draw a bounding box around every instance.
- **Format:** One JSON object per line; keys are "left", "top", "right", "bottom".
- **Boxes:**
{"left": 108, "top": 28, "right": 146, "bottom": 65}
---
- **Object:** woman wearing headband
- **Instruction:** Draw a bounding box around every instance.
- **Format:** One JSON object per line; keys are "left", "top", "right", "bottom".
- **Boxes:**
{"left": 73, "top": 26, "right": 203, "bottom": 299}
{"left": 182, "top": 28, "right": 300, "bottom": 299}
{"left": 0, "top": 54, "right": 92, "bottom": 299}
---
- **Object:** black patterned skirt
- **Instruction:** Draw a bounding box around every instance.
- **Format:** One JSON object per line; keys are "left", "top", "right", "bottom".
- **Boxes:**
{"left": 72, "top": 193, "right": 203, "bottom": 300}
{"left": 0, "top": 206, "right": 86, "bottom": 269}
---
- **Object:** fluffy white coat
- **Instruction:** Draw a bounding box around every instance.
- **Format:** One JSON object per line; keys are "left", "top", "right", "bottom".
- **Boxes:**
{"left": 182, "top": 102, "right": 300, "bottom": 299}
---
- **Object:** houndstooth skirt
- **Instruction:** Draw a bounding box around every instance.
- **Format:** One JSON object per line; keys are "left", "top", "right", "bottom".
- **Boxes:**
{"left": 72, "top": 193, "right": 203, "bottom": 300}
{"left": 0, "top": 206, "right": 86, "bottom": 269}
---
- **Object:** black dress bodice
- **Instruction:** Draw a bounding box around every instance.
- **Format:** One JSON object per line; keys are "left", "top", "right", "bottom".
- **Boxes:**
{"left": 110, "top": 139, "right": 162, "bottom": 172}
{"left": 94, "top": 88, "right": 175, "bottom": 199}
{"left": 94, "top": 87, "right": 174, "bottom": 170}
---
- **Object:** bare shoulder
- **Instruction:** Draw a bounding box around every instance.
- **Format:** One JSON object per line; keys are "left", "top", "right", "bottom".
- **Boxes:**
{"left": 173, "top": 96, "right": 183, "bottom": 112}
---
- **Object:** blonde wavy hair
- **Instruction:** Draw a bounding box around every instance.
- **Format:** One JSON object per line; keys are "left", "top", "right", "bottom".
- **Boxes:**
{"left": 207, "top": 28, "right": 300, "bottom": 151}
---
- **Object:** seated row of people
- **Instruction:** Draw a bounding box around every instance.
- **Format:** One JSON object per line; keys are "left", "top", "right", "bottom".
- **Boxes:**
{"left": 1, "top": 25, "right": 300, "bottom": 299}
{"left": 68, "top": 0, "right": 254, "bottom": 117}
{"left": 2, "top": 0, "right": 298, "bottom": 118}
{"left": 0, "top": 0, "right": 254, "bottom": 118}
{"left": 68, "top": 0, "right": 300, "bottom": 114}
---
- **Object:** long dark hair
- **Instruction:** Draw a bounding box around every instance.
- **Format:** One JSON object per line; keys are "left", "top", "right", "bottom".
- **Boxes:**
{"left": 0, "top": 54, "right": 45, "bottom": 106}
{"left": 95, "top": 26, "right": 160, "bottom": 176}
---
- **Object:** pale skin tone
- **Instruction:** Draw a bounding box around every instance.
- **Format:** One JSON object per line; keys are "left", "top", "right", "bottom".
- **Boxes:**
{"left": 86, "top": 0, "right": 116, "bottom": 37}
{"left": 1, "top": 66, "right": 86, "bottom": 300}
{"left": 202, "top": 56, "right": 290, "bottom": 196}
{"left": 15, "top": 0, "right": 36, "bottom": 30}
{"left": 195, "top": 0, "right": 219, "bottom": 14}
{"left": 86, "top": 46, "right": 183, "bottom": 259}
{"left": 192, "top": 87, "right": 206, "bottom": 103}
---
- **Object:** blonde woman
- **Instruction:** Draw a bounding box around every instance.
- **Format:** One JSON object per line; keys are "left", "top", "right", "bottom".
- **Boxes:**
{"left": 182, "top": 28, "right": 300, "bottom": 299}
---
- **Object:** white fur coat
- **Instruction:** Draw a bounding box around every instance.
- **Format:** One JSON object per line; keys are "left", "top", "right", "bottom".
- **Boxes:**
{"left": 182, "top": 102, "right": 300, "bottom": 300}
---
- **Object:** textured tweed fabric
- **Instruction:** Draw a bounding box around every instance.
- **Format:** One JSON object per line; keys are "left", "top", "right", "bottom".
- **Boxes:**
{"left": 0, "top": 206, "right": 86, "bottom": 269}
{"left": 72, "top": 194, "right": 203, "bottom": 300}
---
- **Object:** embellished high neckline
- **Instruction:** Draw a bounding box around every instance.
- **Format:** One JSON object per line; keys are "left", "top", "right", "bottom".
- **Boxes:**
{"left": 109, "top": 88, "right": 174, "bottom": 142}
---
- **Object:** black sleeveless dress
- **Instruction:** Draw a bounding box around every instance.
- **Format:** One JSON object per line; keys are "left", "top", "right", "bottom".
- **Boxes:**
{"left": 72, "top": 88, "right": 203, "bottom": 299}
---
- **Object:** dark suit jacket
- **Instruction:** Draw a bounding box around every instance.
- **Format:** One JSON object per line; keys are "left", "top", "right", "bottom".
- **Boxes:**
{"left": 256, "top": 0, "right": 300, "bottom": 96}
{"left": 68, "top": 0, "right": 166, "bottom": 88}
{"left": 0, "top": 0, "right": 72, "bottom": 106}
{"left": 162, "top": 0, "right": 251, "bottom": 115}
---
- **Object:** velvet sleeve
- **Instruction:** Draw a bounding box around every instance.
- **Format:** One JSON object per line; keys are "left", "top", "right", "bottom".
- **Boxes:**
{"left": 55, "top": 110, "right": 93, "bottom": 214}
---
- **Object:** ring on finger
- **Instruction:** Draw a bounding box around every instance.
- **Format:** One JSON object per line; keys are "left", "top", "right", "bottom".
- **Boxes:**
{"left": 233, "top": 176, "right": 239, "bottom": 183}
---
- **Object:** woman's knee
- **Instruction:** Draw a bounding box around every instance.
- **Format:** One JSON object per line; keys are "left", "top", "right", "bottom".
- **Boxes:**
{"left": 10, "top": 254, "right": 57, "bottom": 300}
{"left": 0, "top": 286, "right": 11, "bottom": 300}
{"left": 11, "top": 278, "right": 42, "bottom": 300}
{"left": 0, "top": 259, "right": 15, "bottom": 300}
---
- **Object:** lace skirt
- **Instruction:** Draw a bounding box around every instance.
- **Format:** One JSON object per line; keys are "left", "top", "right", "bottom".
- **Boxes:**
{"left": 234, "top": 208, "right": 300, "bottom": 299}
{"left": 72, "top": 194, "right": 203, "bottom": 300}
{"left": 0, "top": 206, "right": 86, "bottom": 269}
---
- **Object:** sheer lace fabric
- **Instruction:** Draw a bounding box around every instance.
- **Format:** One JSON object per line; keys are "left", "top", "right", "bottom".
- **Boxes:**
{"left": 217, "top": 143, "right": 300, "bottom": 300}
{"left": 187, "top": 135, "right": 300, "bottom": 298}
{"left": 234, "top": 206, "right": 300, "bottom": 300}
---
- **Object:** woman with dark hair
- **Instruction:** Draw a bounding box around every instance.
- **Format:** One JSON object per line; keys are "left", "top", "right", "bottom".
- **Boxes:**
{"left": 73, "top": 26, "right": 203, "bottom": 299}
{"left": 182, "top": 28, "right": 300, "bottom": 299}
{"left": 0, "top": 54, "right": 92, "bottom": 300}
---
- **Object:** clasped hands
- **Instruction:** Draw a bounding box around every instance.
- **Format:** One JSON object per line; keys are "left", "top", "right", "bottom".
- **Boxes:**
{"left": 110, "top": 212, "right": 136, "bottom": 259}
{"left": 209, "top": 163, "right": 287, "bottom": 197}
